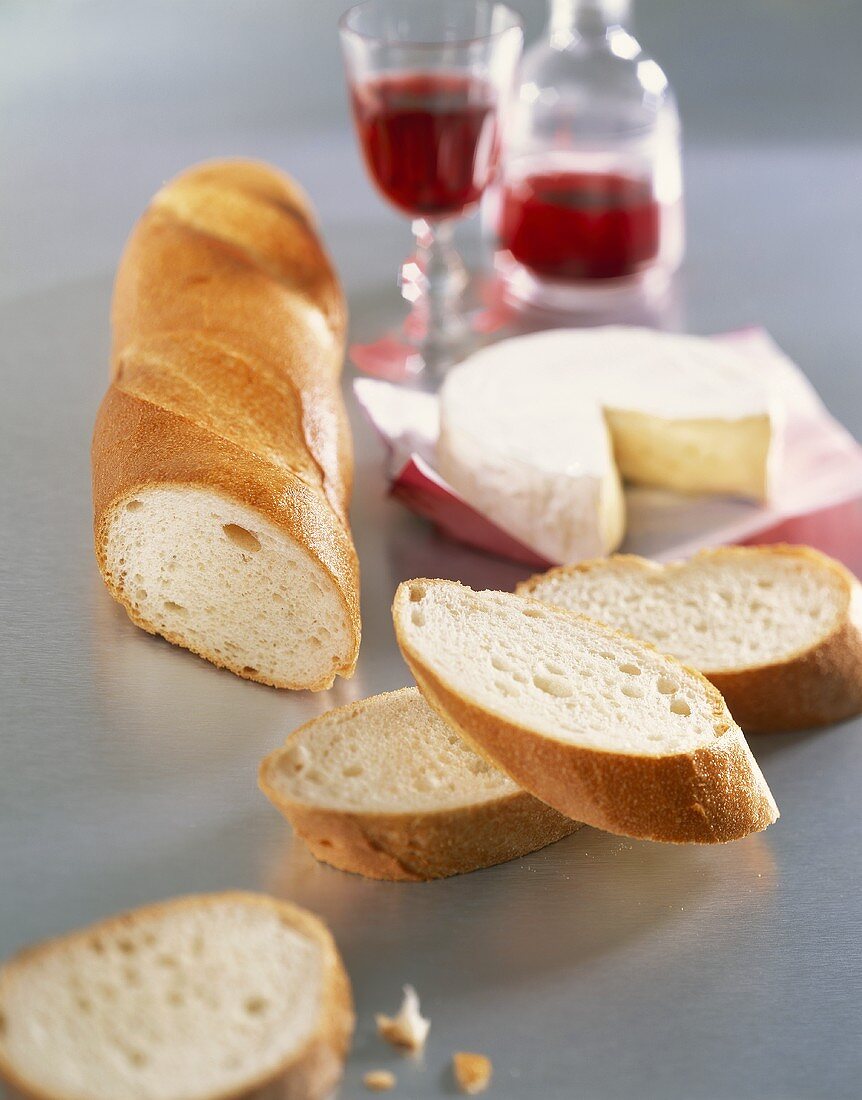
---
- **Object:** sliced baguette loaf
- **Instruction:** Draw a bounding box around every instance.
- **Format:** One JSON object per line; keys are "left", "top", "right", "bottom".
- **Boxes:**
{"left": 518, "top": 545, "right": 862, "bottom": 733}
{"left": 259, "top": 687, "right": 579, "bottom": 881}
{"left": 0, "top": 892, "right": 353, "bottom": 1100}
{"left": 93, "top": 160, "right": 360, "bottom": 691}
{"left": 394, "top": 580, "right": 778, "bottom": 844}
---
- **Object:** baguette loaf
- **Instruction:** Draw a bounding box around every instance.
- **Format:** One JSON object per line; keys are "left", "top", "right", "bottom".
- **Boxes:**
{"left": 394, "top": 580, "right": 778, "bottom": 844}
{"left": 92, "top": 160, "right": 360, "bottom": 690}
{"left": 0, "top": 892, "right": 354, "bottom": 1100}
{"left": 519, "top": 546, "right": 862, "bottom": 732}
{"left": 259, "top": 687, "right": 579, "bottom": 880}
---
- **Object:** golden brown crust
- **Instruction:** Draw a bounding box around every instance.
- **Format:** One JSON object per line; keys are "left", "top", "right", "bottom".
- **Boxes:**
{"left": 93, "top": 390, "right": 358, "bottom": 691}
{"left": 394, "top": 580, "right": 779, "bottom": 845}
{"left": 263, "top": 789, "right": 579, "bottom": 882}
{"left": 0, "top": 892, "right": 354, "bottom": 1100}
{"left": 91, "top": 159, "right": 359, "bottom": 689}
{"left": 452, "top": 1052, "right": 493, "bottom": 1095}
{"left": 258, "top": 690, "right": 580, "bottom": 881}
{"left": 518, "top": 544, "right": 862, "bottom": 733}
{"left": 709, "top": 613, "right": 862, "bottom": 732}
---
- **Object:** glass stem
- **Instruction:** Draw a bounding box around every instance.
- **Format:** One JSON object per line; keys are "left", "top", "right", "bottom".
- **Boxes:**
{"left": 401, "top": 217, "right": 469, "bottom": 373}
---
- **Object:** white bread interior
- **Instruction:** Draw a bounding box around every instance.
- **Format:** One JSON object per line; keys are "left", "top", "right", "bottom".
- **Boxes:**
{"left": 260, "top": 687, "right": 579, "bottom": 880}
{"left": 394, "top": 579, "right": 778, "bottom": 843}
{"left": 399, "top": 583, "right": 729, "bottom": 756}
{"left": 519, "top": 545, "right": 862, "bottom": 732}
{"left": 264, "top": 686, "right": 521, "bottom": 813}
{"left": 520, "top": 547, "right": 845, "bottom": 670}
{"left": 102, "top": 487, "right": 355, "bottom": 691}
{"left": 0, "top": 893, "right": 353, "bottom": 1100}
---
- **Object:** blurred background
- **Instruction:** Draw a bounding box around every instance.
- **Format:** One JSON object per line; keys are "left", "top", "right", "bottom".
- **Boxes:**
{"left": 3, "top": 0, "right": 862, "bottom": 427}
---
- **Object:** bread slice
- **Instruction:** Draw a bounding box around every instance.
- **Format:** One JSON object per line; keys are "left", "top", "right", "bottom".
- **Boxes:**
{"left": 0, "top": 892, "right": 353, "bottom": 1100}
{"left": 259, "top": 687, "right": 579, "bottom": 881}
{"left": 437, "top": 327, "right": 775, "bottom": 565}
{"left": 393, "top": 580, "right": 778, "bottom": 844}
{"left": 518, "top": 545, "right": 862, "bottom": 733}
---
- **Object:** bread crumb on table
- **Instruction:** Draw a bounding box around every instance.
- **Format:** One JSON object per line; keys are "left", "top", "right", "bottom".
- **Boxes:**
{"left": 364, "top": 1069, "right": 397, "bottom": 1092}
{"left": 453, "top": 1051, "right": 493, "bottom": 1094}
{"left": 375, "top": 984, "right": 431, "bottom": 1054}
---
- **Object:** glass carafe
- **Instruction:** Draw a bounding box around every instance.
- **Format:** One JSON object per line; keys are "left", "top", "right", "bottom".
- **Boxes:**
{"left": 495, "top": 0, "right": 683, "bottom": 311}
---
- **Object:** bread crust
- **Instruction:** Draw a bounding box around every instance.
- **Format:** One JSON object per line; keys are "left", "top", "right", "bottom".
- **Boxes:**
{"left": 394, "top": 581, "right": 779, "bottom": 845}
{"left": 259, "top": 689, "right": 580, "bottom": 881}
{"left": 91, "top": 159, "right": 360, "bottom": 689}
{"left": 519, "top": 545, "right": 862, "bottom": 733}
{"left": 0, "top": 892, "right": 354, "bottom": 1100}
{"left": 93, "top": 390, "right": 359, "bottom": 691}
{"left": 270, "top": 796, "right": 579, "bottom": 882}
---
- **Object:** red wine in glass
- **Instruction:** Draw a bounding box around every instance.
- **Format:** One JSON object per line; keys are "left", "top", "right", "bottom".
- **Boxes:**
{"left": 340, "top": 1, "right": 523, "bottom": 377}
{"left": 499, "top": 169, "right": 662, "bottom": 281}
{"left": 350, "top": 72, "right": 499, "bottom": 219}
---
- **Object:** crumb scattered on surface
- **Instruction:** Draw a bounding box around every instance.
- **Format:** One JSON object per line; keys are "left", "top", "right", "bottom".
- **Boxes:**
{"left": 376, "top": 984, "right": 430, "bottom": 1054}
{"left": 364, "top": 1069, "right": 396, "bottom": 1092}
{"left": 453, "top": 1051, "right": 493, "bottom": 1094}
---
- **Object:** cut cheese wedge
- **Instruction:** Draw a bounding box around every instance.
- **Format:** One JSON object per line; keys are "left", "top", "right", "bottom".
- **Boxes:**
{"left": 259, "top": 687, "right": 579, "bottom": 880}
{"left": 394, "top": 579, "right": 779, "bottom": 844}
{"left": 519, "top": 545, "right": 862, "bottom": 733}
{"left": 437, "top": 327, "right": 776, "bottom": 564}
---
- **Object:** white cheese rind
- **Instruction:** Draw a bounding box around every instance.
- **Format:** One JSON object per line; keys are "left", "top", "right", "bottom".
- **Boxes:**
{"left": 438, "top": 327, "right": 775, "bottom": 564}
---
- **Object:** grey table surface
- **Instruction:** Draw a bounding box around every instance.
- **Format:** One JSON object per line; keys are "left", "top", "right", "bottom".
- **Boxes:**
{"left": 2, "top": 2, "right": 862, "bottom": 1098}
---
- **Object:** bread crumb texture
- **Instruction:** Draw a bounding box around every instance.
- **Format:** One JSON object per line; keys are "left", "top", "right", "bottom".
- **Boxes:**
{"left": 453, "top": 1051, "right": 493, "bottom": 1094}
{"left": 267, "top": 688, "right": 516, "bottom": 814}
{"left": 105, "top": 487, "right": 354, "bottom": 689}
{"left": 364, "top": 1068, "right": 397, "bottom": 1092}
{"left": 520, "top": 547, "right": 847, "bottom": 671}
{"left": 375, "top": 985, "right": 430, "bottom": 1054}
{"left": 397, "top": 580, "right": 728, "bottom": 756}
{"left": 0, "top": 893, "right": 349, "bottom": 1100}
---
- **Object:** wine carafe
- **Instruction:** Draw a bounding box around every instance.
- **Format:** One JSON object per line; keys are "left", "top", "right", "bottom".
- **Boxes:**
{"left": 495, "top": 0, "right": 683, "bottom": 311}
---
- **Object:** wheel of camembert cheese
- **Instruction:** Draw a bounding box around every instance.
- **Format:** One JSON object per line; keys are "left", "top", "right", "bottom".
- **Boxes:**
{"left": 438, "top": 327, "right": 778, "bottom": 564}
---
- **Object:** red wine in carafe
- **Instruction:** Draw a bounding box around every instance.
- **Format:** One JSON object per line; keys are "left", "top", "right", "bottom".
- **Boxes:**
{"left": 499, "top": 169, "right": 662, "bottom": 281}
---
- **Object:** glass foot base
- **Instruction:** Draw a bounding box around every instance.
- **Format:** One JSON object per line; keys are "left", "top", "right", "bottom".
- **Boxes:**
{"left": 495, "top": 252, "right": 676, "bottom": 319}
{"left": 349, "top": 320, "right": 476, "bottom": 384}
{"left": 349, "top": 336, "right": 425, "bottom": 382}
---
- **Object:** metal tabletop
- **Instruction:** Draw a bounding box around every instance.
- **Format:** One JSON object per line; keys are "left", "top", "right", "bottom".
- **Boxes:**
{"left": 2, "top": 2, "right": 861, "bottom": 1097}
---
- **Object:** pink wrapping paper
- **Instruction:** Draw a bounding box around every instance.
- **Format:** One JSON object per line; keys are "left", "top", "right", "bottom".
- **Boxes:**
{"left": 354, "top": 329, "right": 862, "bottom": 570}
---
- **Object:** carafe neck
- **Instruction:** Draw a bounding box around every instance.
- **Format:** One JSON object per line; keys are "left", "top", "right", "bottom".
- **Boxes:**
{"left": 549, "top": 0, "right": 631, "bottom": 40}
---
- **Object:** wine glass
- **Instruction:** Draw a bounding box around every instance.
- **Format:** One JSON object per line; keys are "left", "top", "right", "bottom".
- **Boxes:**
{"left": 340, "top": 0, "right": 523, "bottom": 377}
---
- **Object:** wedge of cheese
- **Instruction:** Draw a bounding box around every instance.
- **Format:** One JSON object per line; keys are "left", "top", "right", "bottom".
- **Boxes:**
{"left": 438, "top": 327, "right": 776, "bottom": 565}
